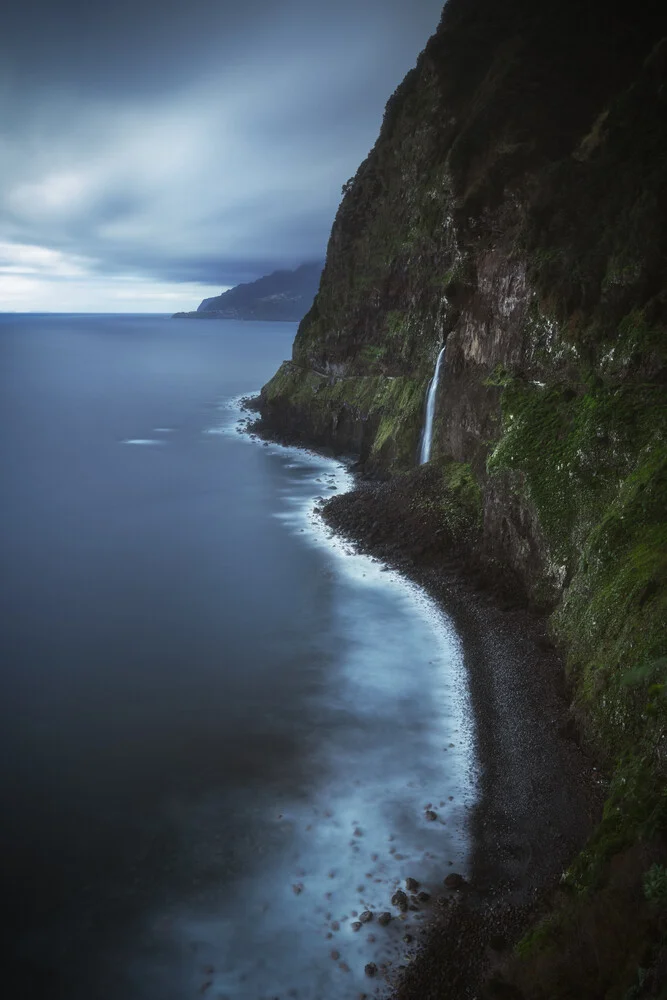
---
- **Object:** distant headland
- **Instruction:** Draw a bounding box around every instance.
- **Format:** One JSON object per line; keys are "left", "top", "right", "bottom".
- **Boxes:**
{"left": 173, "top": 261, "right": 323, "bottom": 322}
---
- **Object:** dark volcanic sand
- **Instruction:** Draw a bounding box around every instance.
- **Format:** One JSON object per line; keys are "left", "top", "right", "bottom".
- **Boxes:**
{"left": 315, "top": 471, "right": 604, "bottom": 998}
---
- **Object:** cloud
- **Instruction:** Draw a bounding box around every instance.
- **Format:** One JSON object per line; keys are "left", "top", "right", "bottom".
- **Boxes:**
{"left": 0, "top": 240, "right": 224, "bottom": 312}
{"left": 0, "top": 0, "right": 445, "bottom": 310}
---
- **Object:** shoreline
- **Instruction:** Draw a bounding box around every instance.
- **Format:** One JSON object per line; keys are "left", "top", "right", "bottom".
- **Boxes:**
{"left": 242, "top": 401, "right": 603, "bottom": 997}
{"left": 320, "top": 479, "right": 603, "bottom": 998}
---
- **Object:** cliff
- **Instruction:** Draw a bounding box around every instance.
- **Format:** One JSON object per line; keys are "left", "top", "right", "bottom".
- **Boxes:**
{"left": 257, "top": 0, "right": 667, "bottom": 994}
{"left": 173, "top": 261, "right": 322, "bottom": 321}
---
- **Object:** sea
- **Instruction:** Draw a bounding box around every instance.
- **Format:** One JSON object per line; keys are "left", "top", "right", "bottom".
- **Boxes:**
{"left": 0, "top": 314, "right": 474, "bottom": 1000}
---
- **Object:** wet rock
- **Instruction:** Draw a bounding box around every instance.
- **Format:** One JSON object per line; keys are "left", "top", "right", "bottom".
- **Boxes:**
{"left": 351, "top": 921, "right": 362, "bottom": 932}
{"left": 359, "top": 910, "right": 373, "bottom": 923}
{"left": 405, "top": 877, "right": 420, "bottom": 892}
{"left": 417, "top": 890, "right": 431, "bottom": 903}
{"left": 424, "top": 810, "right": 438, "bottom": 822}
{"left": 330, "top": 950, "right": 340, "bottom": 961}
{"left": 391, "top": 889, "right": 409, "bottom": 912}
{"left": 364, "top": 963, "right": 378, "bottom": 978}
{"left": 377, "top": 911, "right": 392, "bottom": 926}
{"left": 443, "top": 872, "right": 467, "bottom": 890}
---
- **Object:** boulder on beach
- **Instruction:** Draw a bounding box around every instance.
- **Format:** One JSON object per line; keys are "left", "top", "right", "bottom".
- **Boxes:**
{"left": 443, "top": 872, "right": 467, "bottom": 890}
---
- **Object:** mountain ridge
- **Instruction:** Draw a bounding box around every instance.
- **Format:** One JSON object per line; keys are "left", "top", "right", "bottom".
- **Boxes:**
{"left": 173, "top": 261, "right": 323, "bottom": 322}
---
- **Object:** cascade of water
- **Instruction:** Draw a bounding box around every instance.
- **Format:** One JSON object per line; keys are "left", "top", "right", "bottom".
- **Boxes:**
{"left": 419, "top": 345, "right": 446, "bottom": 464}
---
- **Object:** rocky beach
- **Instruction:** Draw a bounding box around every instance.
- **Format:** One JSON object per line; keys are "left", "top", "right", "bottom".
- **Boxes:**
{"left": 244, "top": 405, "right": 603, "bottom": 997}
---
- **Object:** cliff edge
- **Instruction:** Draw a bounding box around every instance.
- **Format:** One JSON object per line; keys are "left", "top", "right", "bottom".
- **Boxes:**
{"left": 257, "top": 0, "right": 667, "bottom": 995}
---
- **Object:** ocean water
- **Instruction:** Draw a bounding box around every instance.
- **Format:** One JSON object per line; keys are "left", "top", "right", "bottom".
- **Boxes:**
{"left": 0, "top": 314, "right": 474, "bottom": 1000}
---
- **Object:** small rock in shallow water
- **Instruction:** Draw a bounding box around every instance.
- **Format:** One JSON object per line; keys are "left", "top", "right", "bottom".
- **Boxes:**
{"left": 405, "top": 877, "right": 419, "bottom": 892}
{"left": 424, "top": 810, "right": 438, "bottom": 822}
{"left": 292, "top": 883, "right": 304, "bottom": 895}
{"left": 417, "top": 890, "right": 431, "bottom": 903}
{"left": 359, "top": 910, "right": 373, "bottom": 923}
{"left": 330, "top": 950, "right": 340, "bottom": 961}
{"left": 378, "top": 911, "right": 392, "bottom": 926}
{"left": 351, "top": 922, "right": 362, "bottom": 932}
{"left": 391, "top": 889, "right": 409, "bottom": 912}
{"left": 364, "top": 963, "right": 378, "bottom": 978}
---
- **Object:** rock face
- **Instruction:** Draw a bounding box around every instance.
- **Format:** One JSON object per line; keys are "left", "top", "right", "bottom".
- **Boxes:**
{"left": 256, "top": 1, "right": 667, "bottom": 994}
{"left": 257, "top": 0, "right": 666, "bottom": 749}
{"left": 173, "top": 261, "right": 323, "bottom": 321}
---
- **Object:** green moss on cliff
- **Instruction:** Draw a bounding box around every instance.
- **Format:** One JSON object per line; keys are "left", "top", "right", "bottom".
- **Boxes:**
{"left": 487, "top": 371, "right": 667, "bottom": 752}
{"left": 440, "top": 460, "right": 483, "bottom": 541}
{"left": 261, "top": 362, "right": 427, "bottom": 469}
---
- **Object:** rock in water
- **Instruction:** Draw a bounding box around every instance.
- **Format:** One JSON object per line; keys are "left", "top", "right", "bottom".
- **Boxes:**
{"left": 391, "top": 889, "right": 409, "bottom": 912}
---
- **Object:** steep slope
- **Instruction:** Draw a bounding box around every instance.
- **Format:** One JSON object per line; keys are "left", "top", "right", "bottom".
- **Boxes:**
{"left": 173, "top": 261, "right": 322, "bottom": 321}
{"left": 257, "top": 0, "right": 667, "bottom": 994}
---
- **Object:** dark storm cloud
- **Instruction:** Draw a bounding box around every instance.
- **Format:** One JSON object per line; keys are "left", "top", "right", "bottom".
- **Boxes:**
{"left": 0, "top": 0, "right": 445, "bottom": 306}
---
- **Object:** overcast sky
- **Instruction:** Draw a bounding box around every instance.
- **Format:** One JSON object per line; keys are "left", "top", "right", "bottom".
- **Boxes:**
{"left": 0, "top": 0, "right": 444, "bottom": 312}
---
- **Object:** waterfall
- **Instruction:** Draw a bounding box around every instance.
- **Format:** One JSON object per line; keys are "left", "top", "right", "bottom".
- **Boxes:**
{"left": 419, "top": 345, "right": 446, "bottom": 464}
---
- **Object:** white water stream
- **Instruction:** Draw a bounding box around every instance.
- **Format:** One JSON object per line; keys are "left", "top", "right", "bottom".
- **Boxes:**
{"left": 419, "top": 345, "right": 446, "bottom": 464}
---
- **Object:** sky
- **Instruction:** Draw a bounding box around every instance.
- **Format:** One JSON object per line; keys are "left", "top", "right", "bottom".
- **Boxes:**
{"left": 0, "top": 0, "right": 445, "bottom": 312}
